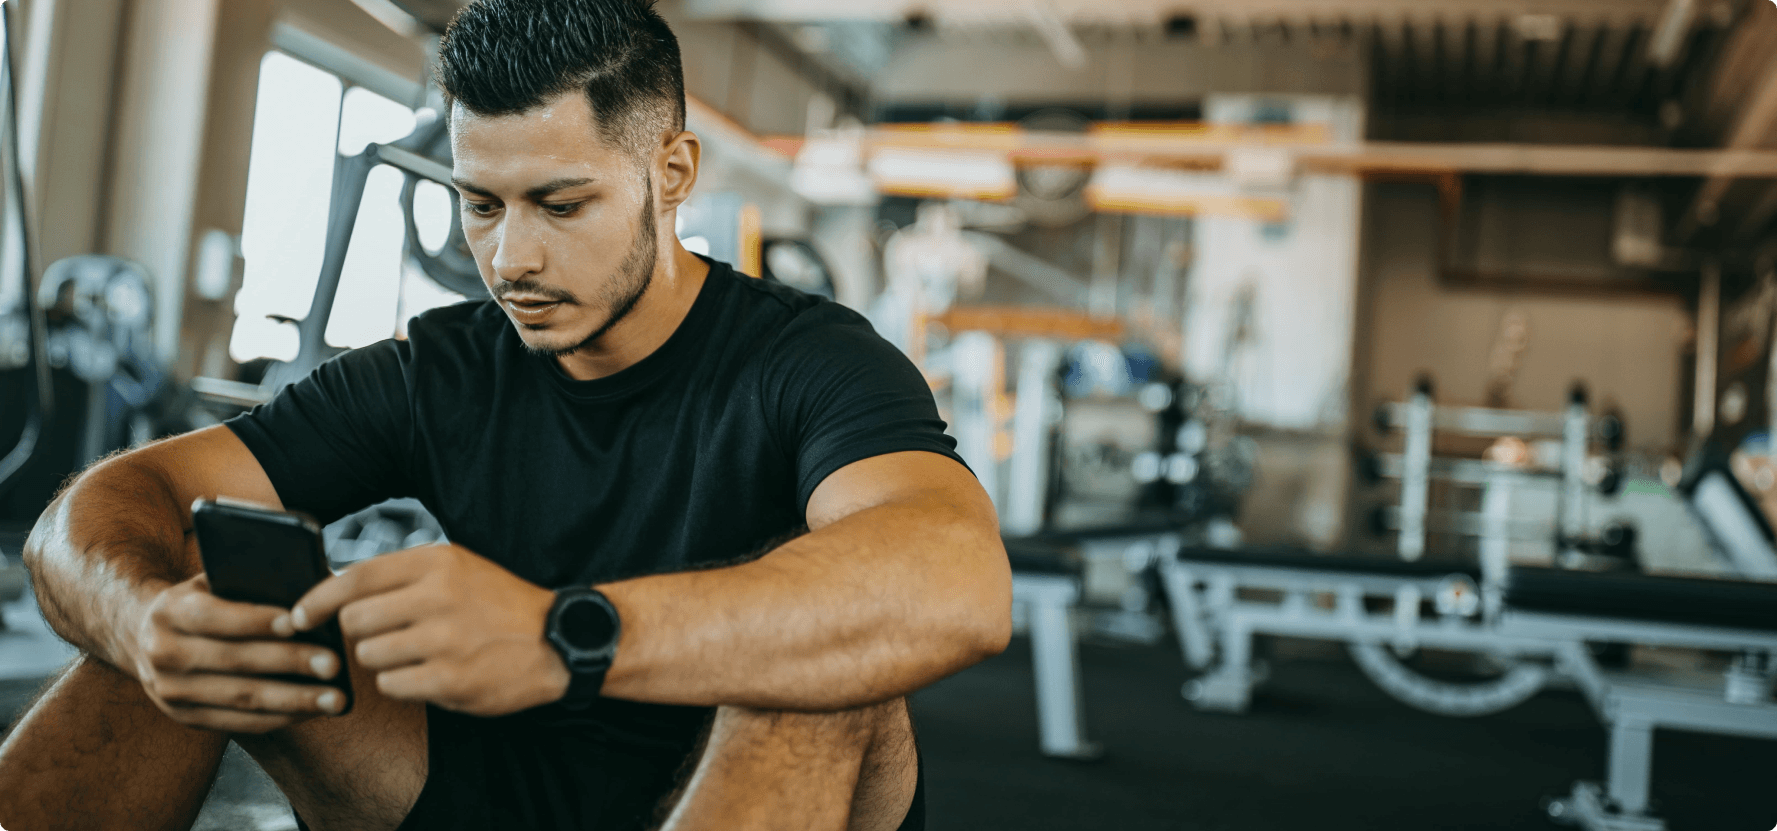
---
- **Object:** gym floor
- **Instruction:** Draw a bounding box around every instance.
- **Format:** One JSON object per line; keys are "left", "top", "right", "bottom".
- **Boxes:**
{"left": 3, "top": 626, "right": 1774, "bottom": 830}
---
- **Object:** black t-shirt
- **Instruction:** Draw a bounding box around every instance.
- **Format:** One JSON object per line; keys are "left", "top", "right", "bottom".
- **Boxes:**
{"left": 226, "top": 257, "right": 961, "bottom": 757}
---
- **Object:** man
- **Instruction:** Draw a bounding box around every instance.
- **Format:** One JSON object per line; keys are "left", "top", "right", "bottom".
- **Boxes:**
{"left": 0, "top": 0, "right": 1010, "bottom": 828}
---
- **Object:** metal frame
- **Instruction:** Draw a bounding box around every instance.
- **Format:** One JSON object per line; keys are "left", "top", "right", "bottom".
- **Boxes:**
{"left": 1160, "top": 553, "right": 1777, "bottom": 831}
{"left": 1011, "top": 572, "right": 1099, "bottom": 759}
{"left": 1376, "top": 385, "right": 1598, "bottom": 563}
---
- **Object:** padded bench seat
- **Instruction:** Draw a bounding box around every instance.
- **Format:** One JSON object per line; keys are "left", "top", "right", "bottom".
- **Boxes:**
{"left": 1004, "top": 520, "right": 1184, "bottom": 576}
{"left": 1504, "top": 566, "right": 1777, "bottom": 632}
{"left": 1175, "top": 546, "right": 1483, "bottom": 580}
{"left": 1003, "top": 539, "right": 1081, "bottom": 576}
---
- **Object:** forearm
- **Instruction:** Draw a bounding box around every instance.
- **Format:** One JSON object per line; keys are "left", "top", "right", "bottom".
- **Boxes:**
{"left": 23, "top": 457, "right": 197, "bottom": 672}
{"left": 597, "top": 492, "right": 1011, "bottom": 711}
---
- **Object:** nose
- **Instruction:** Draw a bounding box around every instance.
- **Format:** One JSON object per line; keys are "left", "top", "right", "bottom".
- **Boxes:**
{"left": 489, "top": 211, "right": 545, "bottom": 283}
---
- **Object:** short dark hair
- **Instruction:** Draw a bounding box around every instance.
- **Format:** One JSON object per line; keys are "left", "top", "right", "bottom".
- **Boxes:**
{"left": 437, "top": 0, "right": 686, "bottom": 158}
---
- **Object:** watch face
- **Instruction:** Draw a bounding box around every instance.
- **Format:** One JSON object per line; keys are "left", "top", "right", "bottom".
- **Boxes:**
{"left": 561, "top": 594, "right": 618, "bottom": 653}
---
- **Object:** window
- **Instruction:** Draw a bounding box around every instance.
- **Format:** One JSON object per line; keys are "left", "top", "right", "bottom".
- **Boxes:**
{"left": 232, "top": 51, "right": 458, "bottom": 363}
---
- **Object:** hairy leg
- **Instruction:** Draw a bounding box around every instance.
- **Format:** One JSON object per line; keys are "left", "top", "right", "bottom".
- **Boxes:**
{"left": 0, "top": 654, "right": 229, "bottom": 831}
{"left": 230, "top": 637, "right": 428, "bottom": 831}
{"left": 656, "top": 698, "right": 919, "bottom": 831}
{"left": 0, "top": 645, "right": 427, "bottom": 831}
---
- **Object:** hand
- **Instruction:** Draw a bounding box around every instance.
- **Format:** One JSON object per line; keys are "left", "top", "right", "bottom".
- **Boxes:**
{"left": 289, "top": 543, "right": 569, "bottom": 716}
{"left": 131, "top": 574, "right": 346, "bottom": 733}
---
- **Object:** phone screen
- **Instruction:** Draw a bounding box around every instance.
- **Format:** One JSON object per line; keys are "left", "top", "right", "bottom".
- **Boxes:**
{"left": 192, "top": 499, "right": 353, "bottom": 713}
{"left": 197, "top": 509, "right": 327, "bottom": 608}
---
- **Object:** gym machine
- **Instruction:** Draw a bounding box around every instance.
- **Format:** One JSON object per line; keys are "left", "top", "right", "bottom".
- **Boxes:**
{"left": 0, "top": 3, "right": 44, "bottom": 621}
{"left": 187, "top": 117, "right": 475, "bottom": 563}
{"left": 1364, "top": 379, "right": 1628, "bottom": 569}
{"left": 1155, "top": 400, "right": 1776, "bottom": 831}
{"left": 991, "top": 336, "right": 1246, "bottom": 758}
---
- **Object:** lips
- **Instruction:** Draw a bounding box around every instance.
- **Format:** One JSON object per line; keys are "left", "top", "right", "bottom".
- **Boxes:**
{"left": 504, "top": 296, "right": 563, "bottom": 325}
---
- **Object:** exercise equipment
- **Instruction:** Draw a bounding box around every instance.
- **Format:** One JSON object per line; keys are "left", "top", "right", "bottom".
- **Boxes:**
{"left": 0, "top": 3, "right": 44, "bottom": 619}
{"left": 1009, "top": 525, "right": 1181, "bottom": 759}
{"left": 1366, "top": 380, "right": 1627, "bottom": 566}
{"left": 1154, "top": 432, "right": 1776, "bottom": 831}
{"left": 36, "top": 256, "right": 161, "bottom": 465}
{"left": 0, "top": 0, "right": 48, "bottom": 506}
{"left": 189, "top": 119, "right": 467, "bottom": 560}
{"left": 257, "top": 139, "right": 468, "bottom": 392}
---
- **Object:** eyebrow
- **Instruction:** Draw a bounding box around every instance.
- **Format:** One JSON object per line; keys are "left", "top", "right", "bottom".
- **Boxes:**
{"left": 450, "top": 176, "right": 597, "bottom": 200}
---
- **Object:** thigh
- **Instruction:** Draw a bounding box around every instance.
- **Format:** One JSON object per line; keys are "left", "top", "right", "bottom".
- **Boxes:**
{"left": 233, "top": 637, "right": 427, "bottom": 831}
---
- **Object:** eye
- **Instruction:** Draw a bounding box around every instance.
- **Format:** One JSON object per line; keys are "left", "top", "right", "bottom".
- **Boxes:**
{"left": 462, "top": 201, "right": 498, "bottom": 217}
{"left": 543, "top": 201, "right": 584, "bottom": 218}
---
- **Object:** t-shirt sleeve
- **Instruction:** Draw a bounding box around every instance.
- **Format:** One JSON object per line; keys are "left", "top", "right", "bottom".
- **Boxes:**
{"left": 224, "top": 340, "right": 416, "bottom": 525}
{"left": 762, "top": 302, "right": 966, "bottom": 514}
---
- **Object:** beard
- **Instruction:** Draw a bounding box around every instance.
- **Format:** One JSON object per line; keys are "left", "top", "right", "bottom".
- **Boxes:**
{"left": 518, "top": 181, "right": 658, "bottom": 359}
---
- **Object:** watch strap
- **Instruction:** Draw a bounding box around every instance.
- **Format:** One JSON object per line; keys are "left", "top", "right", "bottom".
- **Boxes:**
{"left": 546, "top": 587, "right": 620, "bottom": 710}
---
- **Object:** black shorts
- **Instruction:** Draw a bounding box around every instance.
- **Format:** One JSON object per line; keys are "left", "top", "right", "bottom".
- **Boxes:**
{"left": 295, "top": 705, "right": 927, "bottom": 830}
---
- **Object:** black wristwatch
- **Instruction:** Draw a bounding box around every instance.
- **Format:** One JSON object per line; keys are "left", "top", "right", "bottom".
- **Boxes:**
{"left": 544, "top": 587, "right": 622, "bottom": 710}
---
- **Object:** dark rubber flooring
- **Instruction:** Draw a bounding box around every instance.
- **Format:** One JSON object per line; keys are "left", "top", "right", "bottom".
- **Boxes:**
{"left": 5, "top": 634, "right": 1775, "bottom": 830}
{"left": 911, "top": 637, "right": 1777, "bottom": 831}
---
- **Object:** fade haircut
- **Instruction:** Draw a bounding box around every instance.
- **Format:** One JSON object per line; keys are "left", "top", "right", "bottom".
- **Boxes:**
{"left": 437, "top": 0, "right": 686, "bottom": 160}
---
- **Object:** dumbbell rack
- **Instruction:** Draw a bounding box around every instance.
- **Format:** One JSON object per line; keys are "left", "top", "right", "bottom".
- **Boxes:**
{"left": 1370, "top": 381, "right": 1624, "bottom": 585}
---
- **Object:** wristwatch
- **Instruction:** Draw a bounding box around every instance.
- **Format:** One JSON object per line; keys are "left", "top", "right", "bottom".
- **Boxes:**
{"left": 544, "top": 587, "right": 622, "bottom": 710}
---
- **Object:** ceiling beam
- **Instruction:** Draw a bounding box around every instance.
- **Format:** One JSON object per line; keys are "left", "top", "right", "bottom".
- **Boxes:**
{"left": 678, "top": 0, "right": 1667, "bottom": 27}
{"left": 1677, "top": 2, "right": 1777, "bottom": 240}
{"left": 767, "top": 125, "right": 1777, "bottom": 178}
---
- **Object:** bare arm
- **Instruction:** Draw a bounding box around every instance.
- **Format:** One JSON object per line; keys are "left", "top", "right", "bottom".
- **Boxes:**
{"left": 24, "top": 426, "right": 344, "bottom": 731}
{"left": 295, "top": 451, "right": 1010, "bottom": 716}
{"left": 595, "top": 450, "right": 1010, "bottom": 710}
{"left": 26, "top": 427, "right": 277, "bottom": 665}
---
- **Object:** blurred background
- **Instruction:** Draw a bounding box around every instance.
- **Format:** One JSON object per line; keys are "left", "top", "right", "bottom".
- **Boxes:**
{"left": 4, "top": 0, "right": 1777, "bottom": 828}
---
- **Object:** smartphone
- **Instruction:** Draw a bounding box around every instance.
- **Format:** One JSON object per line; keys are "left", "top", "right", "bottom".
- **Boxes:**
{"left": 191, "top": 497, "right": 353, "bottom": 715}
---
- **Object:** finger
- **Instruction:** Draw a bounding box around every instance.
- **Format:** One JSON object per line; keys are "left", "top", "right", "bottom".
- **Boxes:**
{"left": 161, "top": 703, "right": 309, "bottom": 734}
{"left": 159, "top": 588, "right": 290, "bottom": 639}
{"left": 150, "top": 636, "right": 341, "bottom": 680}
{"left": 151, "top": 672, "right": 348, "bottom": 716}
{"left": 292, "top": 552, "right": 424, "bottom": 632}
{"left": 336, "top": 586, "right": 435, "bottom": 643}
{"left": 354, "top": 621, "right": 446, "bottom": 672}
{"left": 375, "top": 663, "right": 447, "bottom": 703}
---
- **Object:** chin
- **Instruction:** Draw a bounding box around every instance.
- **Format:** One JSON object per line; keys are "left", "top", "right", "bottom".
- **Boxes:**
{"left": 511, "top": 325, "right": 580, "bottom": 356}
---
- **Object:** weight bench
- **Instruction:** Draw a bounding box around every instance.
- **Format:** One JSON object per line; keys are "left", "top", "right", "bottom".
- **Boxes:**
{"left": 1006, "top": 523, "right": 1183, "bottom": 760}
{"left": 1156, "top": 546, "right": 1545, "bottom": 716}
{"left": 1008, "top": 542, "right": 1095, "bottom": 759}
{"left": 1501, "top": 567, "right": 1777, "bottom": 831}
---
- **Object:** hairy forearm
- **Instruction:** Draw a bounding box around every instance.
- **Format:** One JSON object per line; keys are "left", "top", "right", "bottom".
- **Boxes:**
{"left": 23, "top": 457, "right": 196, "bottom": 672}
{"left": 597, "top": 493, "right": 1011, "bottom": 711}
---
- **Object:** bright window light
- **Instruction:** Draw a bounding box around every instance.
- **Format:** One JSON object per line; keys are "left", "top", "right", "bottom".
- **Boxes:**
{"left": 232, "top": 51, "right": 343, "bottom": 363}
{"left": 395, "top": 260, "right": 467, "bottom": 339}
{"left": 324, "top": 165, "right": 407, "bottom": 348}
{"left": 338, "top": 86, "right": 417, "bottom": 157}
{"left": 412, "top": 179, "right": 454, "bottom": 254}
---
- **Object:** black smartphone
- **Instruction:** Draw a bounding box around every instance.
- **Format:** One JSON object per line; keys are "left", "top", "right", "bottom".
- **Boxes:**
{"left": 191, "top": 497, "right": 353, "bottom": 715}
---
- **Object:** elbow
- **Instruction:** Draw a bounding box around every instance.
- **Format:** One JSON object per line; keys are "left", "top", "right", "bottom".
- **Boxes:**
{"left": 18, "top": 486, "right": 70, "bottom": 576}
{"left": 970, "top": 602, "right": 1013, "bottom": 660}
{"left": 952, "top": 540, "right": 1014, "bottom": 664}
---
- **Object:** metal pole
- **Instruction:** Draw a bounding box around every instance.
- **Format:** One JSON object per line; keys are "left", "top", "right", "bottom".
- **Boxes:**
{"left": 1694, "top": 260, "right": 1720, "bottom": 438}
{"left": 1559, "top": 385, "right": 1590, "bottom": 555}
{"left": 1398, "top": 381, "right": 1433, "bottom": 561}
{"left": 1005, "top": 340, "right": 1061, "bottom": 536}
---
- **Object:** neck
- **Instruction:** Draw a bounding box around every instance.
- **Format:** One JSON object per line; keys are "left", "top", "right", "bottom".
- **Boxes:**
{"left": 553, "top": 241, "right": 710, "bottom": 381}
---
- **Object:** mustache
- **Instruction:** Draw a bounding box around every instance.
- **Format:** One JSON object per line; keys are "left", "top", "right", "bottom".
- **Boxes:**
{"left": 492, "top": 280, "right": 579, "bottom": 304}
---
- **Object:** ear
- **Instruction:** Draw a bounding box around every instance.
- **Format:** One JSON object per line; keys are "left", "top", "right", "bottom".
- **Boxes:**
{"left": 655, "top": 130, "right": 701, "bottom": 212}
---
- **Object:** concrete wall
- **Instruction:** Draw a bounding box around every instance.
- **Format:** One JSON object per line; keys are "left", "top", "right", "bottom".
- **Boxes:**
{"left": 874, "top": 36, "right": 1367, "bottom": 105}
{"left": 669, "top": 16, "right": 838, "bottom": 136}
{"left": 1356, "top": 182, "right": 1693, "bottom": 453}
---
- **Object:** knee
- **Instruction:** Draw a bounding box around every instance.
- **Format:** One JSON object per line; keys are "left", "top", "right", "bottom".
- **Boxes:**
{"left": 711, "top": 697, "right": 909, "bottom": 746}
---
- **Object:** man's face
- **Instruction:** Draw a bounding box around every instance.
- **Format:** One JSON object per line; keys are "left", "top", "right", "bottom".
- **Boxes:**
{"left": 449, "top": 93, "right": 657, "bottom": 357}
